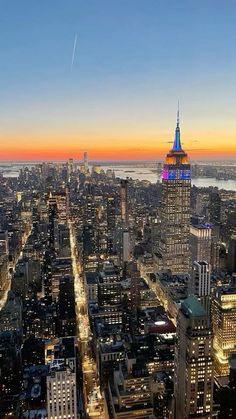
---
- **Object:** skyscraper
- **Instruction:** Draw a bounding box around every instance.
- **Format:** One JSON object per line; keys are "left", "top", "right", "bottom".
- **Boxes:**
{"left": 191, "top": 261, "right": 211, "bottom": 314}
{"left": 107, "top": 195, "right": 116, "bottom": 254}
{"left": 227, "top": 235, "right": 236, "bottom": 274}
{"left": 120, "top": 179, "right": 130, "bottom": 266}
{"left": 209, "top": 190, "right": 221, "bottom": 226}
{"left": 107, "top": 196, "right": 116, "bottom": 235}
{"left": 174, "top": 296, "right": 213, "bottom": 419}
{"left": 68, "top": 158, "right": 74, "bottom": 177}
{"left": 84, "top": 150, "right": 89, "bottom": 172}
{"left": 120, "top": 179, "right": 128, "bottom": 226}
{"left": 159, "top": 111, "right": 191, "bottom": 274}
{"left": 212, "top": 286, "right": 236, "bottom": 376}
{"left": 46, "top": 337, "right": 78, "bottom": 419}
{"left": 191, "top": 261, "right": 211, "bottom": 298}
{"left": 98, "top": 262, "right": 122, "bottom": 308}
{"left": 127, "top": 261, "right": 141, "bottom": 312}
{"left": 190, "top": 224, "right": 213, "bottom": 265}
{"left": 48, "top": 195, "right": 58, "bottom": 251}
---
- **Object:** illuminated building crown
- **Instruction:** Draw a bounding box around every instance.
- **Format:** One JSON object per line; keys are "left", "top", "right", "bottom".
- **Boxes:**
{"left": 162, "top": 108, "right": 190, "bottom": 180}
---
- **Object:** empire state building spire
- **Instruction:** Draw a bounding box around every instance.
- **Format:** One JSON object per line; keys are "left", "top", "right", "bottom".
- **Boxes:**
{"left": 172, "top": 104, "right": 182, "bottom": 152}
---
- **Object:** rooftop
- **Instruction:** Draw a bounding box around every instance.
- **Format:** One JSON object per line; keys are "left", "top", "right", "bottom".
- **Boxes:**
{"left": 85, "top": 271, "right": 98, "bottom": 285}
{"left": 216, "top": 286, "right": 236, "bottom": 295}
{"left": 182, "top": 295, "right": 206, "bottom": 317}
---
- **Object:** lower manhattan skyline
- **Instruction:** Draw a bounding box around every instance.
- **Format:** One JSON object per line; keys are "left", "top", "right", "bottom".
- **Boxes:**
{"left": 1, "top": 0, "right": 236, "bottom": 161}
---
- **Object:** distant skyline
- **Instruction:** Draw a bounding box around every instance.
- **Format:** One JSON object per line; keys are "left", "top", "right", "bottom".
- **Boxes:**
{"left": 1, "top": 1, "right": 236, "bottom": 160}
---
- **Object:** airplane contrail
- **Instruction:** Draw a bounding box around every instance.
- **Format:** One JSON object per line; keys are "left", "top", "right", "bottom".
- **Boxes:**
{"left": 71, "top": 34, "right": 78, "bottom": 70}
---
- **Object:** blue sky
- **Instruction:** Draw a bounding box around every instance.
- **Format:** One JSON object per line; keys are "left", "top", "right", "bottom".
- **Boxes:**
{"left": 0, "top": 0, "right": 236, "bottom": 159}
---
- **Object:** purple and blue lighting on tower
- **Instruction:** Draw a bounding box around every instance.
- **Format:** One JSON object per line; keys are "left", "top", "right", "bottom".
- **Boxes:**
{"left": 162, "top": 167, "right": 169, "bottom": 180}
{"left": 162, "top": 168, "right": 191, "bottom": 180}
{"left": 180, "top": 169, "right": 191, "bottom": 179}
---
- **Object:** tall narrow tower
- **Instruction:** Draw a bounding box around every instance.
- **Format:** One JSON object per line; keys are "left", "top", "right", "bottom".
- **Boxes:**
{"left": 120, "top": 179, "right": 128, "bottom": 225}
{"left": 159, "top": 110, "right": 191, "bottom": 274}
{"left": 84, "top": 151, "right": 89, "bottom": 173}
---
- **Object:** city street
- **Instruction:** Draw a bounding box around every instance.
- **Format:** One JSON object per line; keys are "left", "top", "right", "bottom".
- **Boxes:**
{"left": 69, "top": 220, "right": 105, "bottom": 418}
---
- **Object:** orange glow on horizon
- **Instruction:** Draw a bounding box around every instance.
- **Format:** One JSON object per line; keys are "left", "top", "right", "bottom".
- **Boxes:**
{"left": 0, "top": 147, "right": 235, "bottom": 161}
{"left": 1, "top": 134, "right": 236, "bottom": 161}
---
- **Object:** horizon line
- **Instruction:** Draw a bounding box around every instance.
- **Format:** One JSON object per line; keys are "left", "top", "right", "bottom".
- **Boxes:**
{"left": 0, "top": 157, "right": 236, "bottom": 163}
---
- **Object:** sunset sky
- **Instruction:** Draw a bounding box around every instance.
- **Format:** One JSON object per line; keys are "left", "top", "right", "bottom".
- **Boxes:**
{"left": 1, "top": 0, "right": 236, "bottom": 161}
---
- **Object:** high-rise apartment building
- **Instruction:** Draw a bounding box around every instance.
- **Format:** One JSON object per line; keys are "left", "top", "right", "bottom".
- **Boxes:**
{"left": 159, "top": 111, "right": 191, "bottom": 274}
{"left": 174, "top": 295, "right": 213, "bottom": 419}
{"left": 212, "top": 286, "right": 236, "bottom": 376}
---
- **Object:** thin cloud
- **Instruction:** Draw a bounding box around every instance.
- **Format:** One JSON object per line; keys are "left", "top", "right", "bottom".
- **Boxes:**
{"left": 71, "top": 34, "right": 78, "bottom": 71}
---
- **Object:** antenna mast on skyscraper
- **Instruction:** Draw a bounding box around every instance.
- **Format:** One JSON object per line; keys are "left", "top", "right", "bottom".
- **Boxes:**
{"left": 177, "top": 100, "right": 180, "bottom": 127}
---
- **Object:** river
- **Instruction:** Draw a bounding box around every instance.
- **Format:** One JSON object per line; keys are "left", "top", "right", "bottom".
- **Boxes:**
{"left": 2, "top": 164, "right": 236, "bottom": 192}
{"left": 101, "top": 165, "right": 236, "bottom": 191}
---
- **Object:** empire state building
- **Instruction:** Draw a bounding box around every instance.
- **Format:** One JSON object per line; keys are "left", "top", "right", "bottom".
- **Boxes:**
{"left": 159, "top": 111, "right": 191, "bottom": 275}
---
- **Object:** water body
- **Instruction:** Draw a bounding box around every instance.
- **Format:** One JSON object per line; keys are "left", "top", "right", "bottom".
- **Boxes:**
{"left": 2, "top": 171, "right": 19, "bottom": 178}
{"left": 191, "top": 177, "right": 236, "bottom": 191}
{"left": 2, "top": 164, "right": 236, "bottom": 192}
{"left": 101, "top": 165, "right": 236, "bottom": 192}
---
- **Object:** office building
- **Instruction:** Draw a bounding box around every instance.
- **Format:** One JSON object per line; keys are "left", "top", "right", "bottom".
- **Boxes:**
{"left": 228, "top": 235, "right": 236, "bottom": 274}
{"left": 98, "top": 262, "right": 121, "bottom": 307}
{"left": 58, "top": 275, "right": 76, "bottom": 337}
{"left": 0, "top": 230, "right": 9, "bottom": 255}
{"left": 48, "top": 195, "right": 58, "bottom": 251}
{"left": 212, "top": 286, "right": 236, "bottom": 376}
{"left": 108, "top": 367, "right": 155, "bottom": 418}
{"left": 174, "top": 295, "right": 213, "bottom": 419}
{"left": 107, "top": 196, "right": 116, "bottom": 235}
{"left": 122, "top": 229, "right": 130, "bottom": 263}
{"left": 191, "top": 261, "right": 211, "bottom": 297}
{"left": 209, "top": 190, "right": 221, "bottom": 226}
{"left": 68, "top": 158, "right": 74, "bottom": 177}
{"left": 159, "top": 111, "right": 191, "bottom": 275}
{"left": 84, "top": 150, "right": 89, "bottom": 173}
{"left": 120, "top": 179, "right": 128, "bottom": 225}
{"left": 46, "top": 337, "right": 77, "bottom": 419}
{"left": 127, "top": 261, "right": 141, "bottom": 312}
{"left": 107, "top": 195, "right": 116, "bottom": 253}
{"left": 190, "top": 224, "right": 212, "bottom": 265}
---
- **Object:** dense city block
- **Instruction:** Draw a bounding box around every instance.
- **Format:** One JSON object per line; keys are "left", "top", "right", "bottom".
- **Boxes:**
{"left": 1, "top": 126, "right": 236, "bottom": 418}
